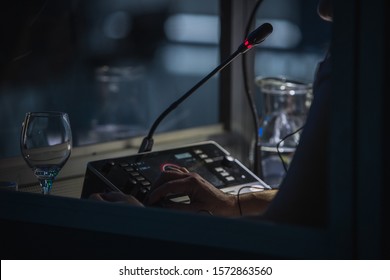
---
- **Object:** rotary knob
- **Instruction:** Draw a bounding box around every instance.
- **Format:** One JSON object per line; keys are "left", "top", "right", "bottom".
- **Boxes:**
{"left": 222, "top": 155, "right": 234, "bottom": 167}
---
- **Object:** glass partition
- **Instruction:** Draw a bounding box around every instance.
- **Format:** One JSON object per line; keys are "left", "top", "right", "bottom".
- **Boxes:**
{"left": 0, "top": 0, "right": 330, "bottom": 160}
{"left": 0, "top": 0, "right": 220, "bottom": 158}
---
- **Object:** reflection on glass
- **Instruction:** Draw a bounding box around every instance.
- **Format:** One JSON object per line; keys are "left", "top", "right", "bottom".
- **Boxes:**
{"left": 20, "top": 112, "right": 72, "bottom": 195}
{"left": 255, "top": 77, "right": 312, "bottom": 188}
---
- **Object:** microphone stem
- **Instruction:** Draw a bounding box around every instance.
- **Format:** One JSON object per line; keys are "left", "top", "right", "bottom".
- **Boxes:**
{"left": 139, "top": 48, "right": 242, "bottom": 153}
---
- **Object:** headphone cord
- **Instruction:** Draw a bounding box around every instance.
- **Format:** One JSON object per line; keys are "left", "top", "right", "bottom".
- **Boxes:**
{"left": 242, "top": 0, "right": 265, "bottom": 179}
{"left": 276, "top": 125, "right": 304, "bottom": 172}
{"left": 237, "top": 185, "right": 266, "bottom": 216}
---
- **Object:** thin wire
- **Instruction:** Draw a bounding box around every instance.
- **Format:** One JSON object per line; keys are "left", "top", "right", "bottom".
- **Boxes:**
{"left": 29, "top": 0, "right": 48, "bottom": 26}
{"left": 242, "top": 0, "right": 264, "bottom": 178}
{"left": 10, "top": 0, "right": 49, "bottom": 63}
{"left": 276, "top": 126, "right": 304, "bottom": 172}
{"left": 244, "top": 0, "right": 264, "bottom": 37}
{"left": 237, "top": 185, "right": 266, "bottom": 216}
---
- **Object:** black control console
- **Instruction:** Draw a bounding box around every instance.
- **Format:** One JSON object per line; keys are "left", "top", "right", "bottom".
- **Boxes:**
{"left": 81, "top": 141, "right": 270, "bottom": 202}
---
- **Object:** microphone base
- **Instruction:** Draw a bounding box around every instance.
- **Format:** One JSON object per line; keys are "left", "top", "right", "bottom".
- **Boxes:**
{"left": 138, "top": 137, "right": 154, "bottom": 153}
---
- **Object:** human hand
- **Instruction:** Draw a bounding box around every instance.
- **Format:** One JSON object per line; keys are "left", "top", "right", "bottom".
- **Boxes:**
{"left": 145, "top": 167, "right": 239, "bottom": 217}
{"left": 89, "top": 191, "right": 144, "bottom": 207}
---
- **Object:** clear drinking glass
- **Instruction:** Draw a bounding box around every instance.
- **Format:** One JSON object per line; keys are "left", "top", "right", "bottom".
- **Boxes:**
{"left": 255, "top": 77, "right": 312, "bottom": 188}
{"left": 20, "top": 112, "right": 72, "bottom": 195}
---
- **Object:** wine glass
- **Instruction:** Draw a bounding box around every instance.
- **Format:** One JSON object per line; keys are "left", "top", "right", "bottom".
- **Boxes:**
{"left": 20, "top": 112, "right": 72, "bottom": 195}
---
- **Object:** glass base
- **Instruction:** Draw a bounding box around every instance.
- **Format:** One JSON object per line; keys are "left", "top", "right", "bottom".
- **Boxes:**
{"left": 39, "top": 179, "right": 54, "bottom": 195}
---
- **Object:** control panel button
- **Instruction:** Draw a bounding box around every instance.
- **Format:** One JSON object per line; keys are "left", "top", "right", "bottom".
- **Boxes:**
{"left": 128, "top": 179, "right": 138, "bottom": 186}
{"left": 135, "top": 176, "right": 146, "bottom": 181}
{"left": 225, "top": 176, "right": 235, "bottom": 182}
{"left": 124, "top": 166, "right": 135, "bottom": 172}
{"left": 141, "top": 181, "right": 151, "bottom": 186}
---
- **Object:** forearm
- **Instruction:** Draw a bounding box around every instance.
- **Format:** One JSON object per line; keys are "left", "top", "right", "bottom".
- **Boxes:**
{"left": 232, "top": 189, "right": 278, "bottom": 217}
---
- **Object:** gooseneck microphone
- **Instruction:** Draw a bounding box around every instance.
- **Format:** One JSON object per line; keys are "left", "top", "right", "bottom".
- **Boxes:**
{"left": 138, "top": 23, "right": 273, "bottom": 153}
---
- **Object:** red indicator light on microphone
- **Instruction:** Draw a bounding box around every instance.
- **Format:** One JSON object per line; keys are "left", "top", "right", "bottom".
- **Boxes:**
{"left": 244, "top": 40, "right": 253, "bottom": 49}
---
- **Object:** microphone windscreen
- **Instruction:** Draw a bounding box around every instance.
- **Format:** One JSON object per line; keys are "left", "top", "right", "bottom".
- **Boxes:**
{"left": 247, "top": 23, "right": 273, "bottom": 45}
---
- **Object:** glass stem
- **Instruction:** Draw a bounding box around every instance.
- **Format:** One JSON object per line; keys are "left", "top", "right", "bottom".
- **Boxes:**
{"left": 39, "top": 179, "right": 53, "bottom": 195}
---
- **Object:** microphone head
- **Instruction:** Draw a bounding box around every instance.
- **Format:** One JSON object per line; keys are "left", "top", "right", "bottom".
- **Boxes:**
{"left": 240, "top": 23, "right": 273, "bottom": 53}
{"left": 248, "top": 23, "right": 273, "bottom": 45}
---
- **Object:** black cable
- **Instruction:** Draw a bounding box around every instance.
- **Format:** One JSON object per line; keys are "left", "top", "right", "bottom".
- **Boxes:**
{"left": 236, "top": 185, "right": 266, "bottom": 216}
{"left": 242, "top": 0, "right": 264, "bottom": 178}
{"left": 276, "top": 125, "right": 304, "bottom": 172}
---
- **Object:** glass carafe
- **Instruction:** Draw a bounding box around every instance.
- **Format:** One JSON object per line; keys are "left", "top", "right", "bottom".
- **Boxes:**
{"left": 255, "top": 77, "right": 312, "bottom": 188}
